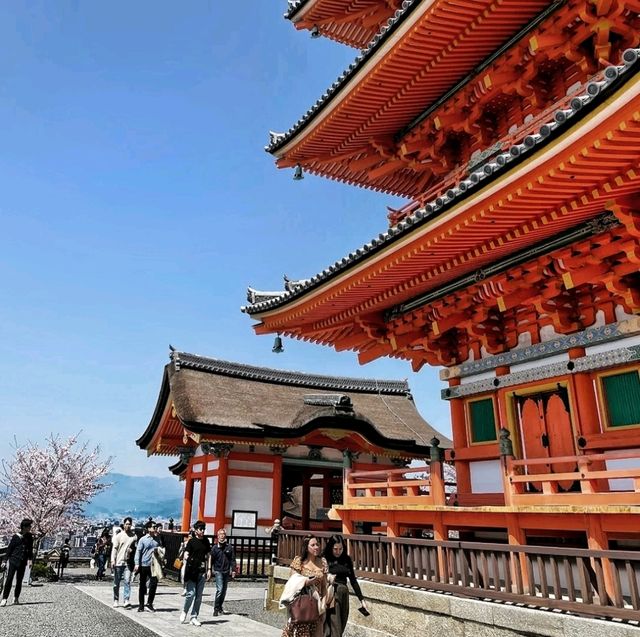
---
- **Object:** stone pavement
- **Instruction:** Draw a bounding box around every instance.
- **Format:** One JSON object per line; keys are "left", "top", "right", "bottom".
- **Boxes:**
{"left": 77, "top": 579, "right": 282, "bottom": 636}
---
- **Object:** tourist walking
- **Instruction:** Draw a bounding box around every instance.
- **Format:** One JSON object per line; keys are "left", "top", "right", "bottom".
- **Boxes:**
{"left": 134, "top": 521, "right": 161, "bottom": 612}
{"left": 111, "top": 517, "right": 137, "bottom": 608}
{"left": 57, "top": 538, "right": 71, "bottom": 580}
{"left": 179, "top": 530, "right": 194, "bottom": 596}
{"left": 322, "top": 535, "right": 367, "bottom": 636}
{"left": 94, "top": 529, "right": 111, "bottom": 580}
{"left": 180, "top": 521, "right": 211, "bottom": 626}
{"left": 279, "top": 534, "right": 327, "bottom": 637}
{"left": 0, "top": 518, "right": 34, "bottom": 607}
{"left": 211, "top": 528, "right": 236, "bottom": 616}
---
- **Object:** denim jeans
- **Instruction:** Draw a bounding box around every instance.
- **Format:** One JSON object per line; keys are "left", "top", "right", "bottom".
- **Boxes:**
{"left": 214, "top": 571, "right": 229, "bottom": 611}
{"left": 183, "top": 572, "right": 206, "bottom": 618}
{"left": 96, "top": 553, "right": 107, "bottom": 579}
{"left": 113, "top": 565, "right": 132, "bottom": 602}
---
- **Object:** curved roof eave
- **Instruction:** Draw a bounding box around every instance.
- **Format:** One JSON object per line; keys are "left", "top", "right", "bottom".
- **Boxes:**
{"left": 136, "top": 365, "right": 172, "bottom": 450}
{"left": 244, "top": 52, "right": 640, "bottom": 317}
{"left": 267, "top": 0, "right": 421, "bottom": 154}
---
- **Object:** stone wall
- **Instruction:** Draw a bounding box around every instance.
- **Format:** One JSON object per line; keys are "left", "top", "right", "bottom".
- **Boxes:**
{"left": 270, "top": 565, "right": 640, "bottom": 637}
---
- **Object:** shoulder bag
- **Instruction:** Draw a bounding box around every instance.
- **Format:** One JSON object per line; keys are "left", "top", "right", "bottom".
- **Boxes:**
{"left": 289, "top": 588, "right": 319, "bottom": 625}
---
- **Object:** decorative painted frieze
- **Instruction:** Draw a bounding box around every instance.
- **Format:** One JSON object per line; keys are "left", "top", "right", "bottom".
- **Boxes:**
{"left": 441, "top": 317, "right": 640, "bottom": 381}
{"left": 442, "top": 344, "right": 640, "bottom": 400}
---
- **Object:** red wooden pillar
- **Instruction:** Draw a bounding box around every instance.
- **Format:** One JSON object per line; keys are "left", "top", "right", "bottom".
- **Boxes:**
{"left": 214, "top": 455, "right": 229, "bottom": 532}
{"left": 272, "top": 455, "right": 283, "bottom": 521}
{"left": 302, "top": 472, "right": 311, "bottom": 531}
{"left": 449, "top": 379, "right": 471, "bottom": 495}
{"left": 181, "top": 475, "right": 194, "bottom": 531}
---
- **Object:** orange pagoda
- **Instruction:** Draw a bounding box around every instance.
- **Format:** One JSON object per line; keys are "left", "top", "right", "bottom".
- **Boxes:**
{"left": 245, "top": 0, "right": 640, "bottom": 557}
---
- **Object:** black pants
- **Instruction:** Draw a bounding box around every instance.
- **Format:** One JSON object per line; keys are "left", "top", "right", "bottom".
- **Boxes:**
{"left": 2, "top": 561, "right": 27, "bottom": 601}
{"left": 324, "top": 583, "right": 349, "bottom": 637}
{"left": 138, "top": 566, "right": 157, "bottom": 609}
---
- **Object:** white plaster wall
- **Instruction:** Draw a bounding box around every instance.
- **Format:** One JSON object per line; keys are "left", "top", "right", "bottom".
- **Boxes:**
{"left": 190, "top": 480, "right": 201, "bottom": 525}
{"left": 469, "top": 459, "right": 503, "bottom": 493}
{"left": 606, "top": 450, "right": 640, "bottom": 491}
{"left": 225, "top": 476, "right": 273, "bottom": 519}
{"left": 204, "top": 475, "right": 218, "bottom": 516}
{"left": 509, "top": 352, "right": 569, "bottom": 374}
{"left": 586, "top": 333, "right": 640, "bottom": 356}
{"left": 207, "top": 460, "right": 219, "bottom": 471}
{"left": 460, "top": 370, "right": 496, "bottom": 386}
{"left": 191, "top": 463, "right": 203, "bottom": 474}
{"left": 229, "top": 460, "right": 273, "bottom": 472}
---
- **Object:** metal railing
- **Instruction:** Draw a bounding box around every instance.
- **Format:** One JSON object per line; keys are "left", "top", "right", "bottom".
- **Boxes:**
{"left": 276, "top": 530, "right": 640, "bottom": 622}
{"left": 160, "top": 531, "right": 274, "bottom": 579}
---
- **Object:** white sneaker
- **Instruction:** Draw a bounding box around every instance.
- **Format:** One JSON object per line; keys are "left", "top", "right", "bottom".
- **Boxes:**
{"left": 190, "top": 617, "right": 202, "bottom": 626}
{"left": 113, "top": 601, "right": 119, "bottom": 608}
{"left": 0, "top": 599, "right": 6, "bottom": 607}
{"left": 179, "top": 611, "right": 187, "bottom": 624}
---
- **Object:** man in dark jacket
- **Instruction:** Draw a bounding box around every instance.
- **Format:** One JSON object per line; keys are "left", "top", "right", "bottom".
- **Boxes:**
{"left": 211, "top": 528, "right": 236, "bottom": 616}
{"left": 1, "top": 518, "right": 34, "bottom": 606}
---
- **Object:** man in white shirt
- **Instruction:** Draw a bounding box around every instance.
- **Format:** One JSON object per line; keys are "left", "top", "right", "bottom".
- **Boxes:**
{"left": 111, "top": 517, "right": 137, "bottom": 608}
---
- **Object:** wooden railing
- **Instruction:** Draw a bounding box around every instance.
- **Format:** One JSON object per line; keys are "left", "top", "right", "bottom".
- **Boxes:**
{"left": 276, "top": 530, "right": 640, "bottom": 622}
{"left": 345, "top": 465, "right": 452, "bottom": 506}
{"left": 506, "top": 448, "right": 640, "bottom": 506}
{"left": 344, "top": 449, "right": 640, "bottom": 509}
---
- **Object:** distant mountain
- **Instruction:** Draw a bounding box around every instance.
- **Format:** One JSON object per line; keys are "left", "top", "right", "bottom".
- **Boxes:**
{"left": 84, "top": 472, "right": 183, "bottom": 521}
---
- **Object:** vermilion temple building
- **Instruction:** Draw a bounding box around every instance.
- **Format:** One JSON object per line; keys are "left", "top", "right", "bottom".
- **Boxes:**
{"left": 137, "top": 350, "right": 446, "bottom": 534}
{"left": 243, "top": 0, "right": 640, "bottom": 553}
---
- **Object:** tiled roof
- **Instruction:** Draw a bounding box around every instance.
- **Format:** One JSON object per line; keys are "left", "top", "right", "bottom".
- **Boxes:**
{"left": 244, "top": 49, "right": 639, "bottom": 315}
{"left": 171, "top": 350, "right": 410, "bottom": 394}
{"left": 267, "top": 0, "right": 420, "bottom": 153}
{"left": 285, "top": 0, "right": 311, "bottom": 19}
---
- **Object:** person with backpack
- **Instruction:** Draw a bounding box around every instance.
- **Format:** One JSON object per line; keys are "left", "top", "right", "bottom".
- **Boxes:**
{"left": 0, "top": 518, "right": 34, "bottom": 606}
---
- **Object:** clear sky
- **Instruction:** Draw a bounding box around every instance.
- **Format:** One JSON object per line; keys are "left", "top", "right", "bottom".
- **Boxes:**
{"left": 0, "top": 1, "right": 451, "bottom": 477}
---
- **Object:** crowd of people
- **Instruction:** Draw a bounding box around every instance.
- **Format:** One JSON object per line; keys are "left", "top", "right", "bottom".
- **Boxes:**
{"left": 1, "top": 517, "right": 369, "bottom": 634}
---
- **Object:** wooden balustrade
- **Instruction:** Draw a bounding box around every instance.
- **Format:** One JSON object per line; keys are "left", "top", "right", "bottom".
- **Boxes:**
{"left": 345, "top": 464, "right": 450, "bottom": 506}
{"left": 506, "top": 449, "right": 640, "bottom": 506}
{"left": 275, "top": 530, "right": 640, "bottom": 622}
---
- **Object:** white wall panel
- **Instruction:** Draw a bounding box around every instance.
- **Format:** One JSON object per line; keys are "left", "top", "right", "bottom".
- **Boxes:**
{"left": 469, "top": 459, "right": 503, "bottom": 493}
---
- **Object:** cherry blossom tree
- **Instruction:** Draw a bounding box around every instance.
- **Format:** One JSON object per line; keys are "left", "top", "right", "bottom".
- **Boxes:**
{"left": 0, "top": 434, "right": 111, "bottom": 540}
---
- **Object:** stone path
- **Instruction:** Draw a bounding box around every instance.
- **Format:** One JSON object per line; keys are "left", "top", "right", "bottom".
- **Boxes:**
{"left": 0, "top": 570, "right": 283, "bottom": 637}
{"left": 77, "top": 580, "right": 282, "bottom": 636}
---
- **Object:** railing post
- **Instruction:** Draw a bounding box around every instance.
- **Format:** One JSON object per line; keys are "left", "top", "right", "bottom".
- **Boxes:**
{"left": 430, "top": 437, "right": 446, "bottom": 506}
{"left": 499, "top": 428, "right": 516, "bottom": 506}
{"left": 343, "top": 449, "right": 352, "bottom": 506}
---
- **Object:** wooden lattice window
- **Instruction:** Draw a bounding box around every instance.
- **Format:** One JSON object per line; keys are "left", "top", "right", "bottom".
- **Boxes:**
{"left": 468, "top": 397, "right": 497, "bottom": 443}
{"left": 601, "top": 370, "right": 640, "bottom": 428}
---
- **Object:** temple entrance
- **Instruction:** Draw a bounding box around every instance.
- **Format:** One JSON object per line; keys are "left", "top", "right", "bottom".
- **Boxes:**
{"left": 280, "top": 461, "right": 343, "bottom": 531}
{"left": 514, "top": 387, "right": 577, "bottom": 490}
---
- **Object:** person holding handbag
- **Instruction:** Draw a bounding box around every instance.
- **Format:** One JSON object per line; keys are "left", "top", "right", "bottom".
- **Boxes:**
{"left": 280, "top": 534, "right": 327, "bottom": 637}
{"left": 322, "top": 535, "right": 367, "bottom": 636}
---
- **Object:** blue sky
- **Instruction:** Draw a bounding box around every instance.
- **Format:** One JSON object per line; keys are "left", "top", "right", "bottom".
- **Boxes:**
{"left": 0, "top": 1, "right": 450, "bottom": 477}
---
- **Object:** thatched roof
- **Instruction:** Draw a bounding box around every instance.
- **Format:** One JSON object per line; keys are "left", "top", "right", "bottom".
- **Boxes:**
{"left": 137, "top": 351, "right": 449, "bottom": 454}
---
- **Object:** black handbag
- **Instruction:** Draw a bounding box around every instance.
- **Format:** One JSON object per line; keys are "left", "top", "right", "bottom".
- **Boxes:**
{"left": 289, "top": 588, "right": 319, "bottom": 625}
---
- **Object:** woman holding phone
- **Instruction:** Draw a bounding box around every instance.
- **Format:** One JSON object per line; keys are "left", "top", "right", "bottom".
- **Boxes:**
{"left": 282, "top": 534, "right": 327, "bottom": 637}
{"left": 322, "top": 535, "right": 367, "bottom": 636}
